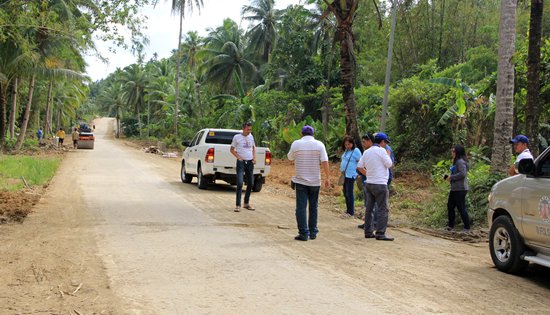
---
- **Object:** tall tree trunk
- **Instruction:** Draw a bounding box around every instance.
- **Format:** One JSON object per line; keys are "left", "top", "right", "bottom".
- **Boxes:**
{"left": 0, "top": 84, "right": 7, "bottom": 150}
{"left": 491, "top": 0, "right": 517, "bottom": 172}
{"left": 339, "top": 26, "right": 360, "bottom": 143}
{"left": 45, "top": 79, "right": 53, "bottom": 135}
{"left": 15, "top": 75, "right": 35, "bottom": 151}
{"left": 173, "top": 9, "right": 184, "bottom": 135}
{"left": 8, "top": 77, "right": 18, "bottom": 139}
{"left": 193, "top": 75, "right": 202, "bottom": 116}
{"left": 525, "top": 0, "right": 543, "bottom": 156}
{"left": 437, "top": 0, "right": 446, "bottom": 66}
{"left": 56, "top": 107, "right": 61, "bottom": 131}
{"left": 115, "top": 110, "right": 121, "bottom": 138}
{"left": 430, "top": 0, "right": 436, "bottom": 58}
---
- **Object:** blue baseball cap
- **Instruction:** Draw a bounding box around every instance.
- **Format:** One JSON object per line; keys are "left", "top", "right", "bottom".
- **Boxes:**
{"left": 510, "top": 135, "right": 529, "bottom": 144}
{"left": 301, "top": 125, "right": 314, "bottom": 136}
{"left": 374, "top": 132, "right": 391, "bottom": 143}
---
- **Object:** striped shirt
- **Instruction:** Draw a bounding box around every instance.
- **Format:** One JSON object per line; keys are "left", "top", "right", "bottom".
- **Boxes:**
{"left": 287, "top": 136, "right": 329, "bottom": 187}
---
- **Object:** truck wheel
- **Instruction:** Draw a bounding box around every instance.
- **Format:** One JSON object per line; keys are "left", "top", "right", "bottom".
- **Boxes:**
{"left": 197, "top": 166, "right": 208, "bottom": 190}
{"left": 489, "top": 215, "right": 529, "bottom": 274}
{"left": 180, "top": 160, "right": 193, "bottom": 183}
{"left": 252, "top": 176, "right": 263, "bottom": 192}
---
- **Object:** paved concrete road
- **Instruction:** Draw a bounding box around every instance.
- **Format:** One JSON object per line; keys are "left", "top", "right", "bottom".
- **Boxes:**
{"left": 84, "top": 119, "right": 382, "bottom": 314}
{"left": 5, "top": 117, "right": 548, "bottom": 314}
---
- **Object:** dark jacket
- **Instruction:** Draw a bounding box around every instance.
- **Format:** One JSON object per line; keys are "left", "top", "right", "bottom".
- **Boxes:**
{"left": 450, "top": 158, "right": 469, "bottom": 191}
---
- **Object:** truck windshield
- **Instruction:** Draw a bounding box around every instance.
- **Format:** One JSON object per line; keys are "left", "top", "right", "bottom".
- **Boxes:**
{"left": 205, "top": 131, "right": 239, "bottom": 145}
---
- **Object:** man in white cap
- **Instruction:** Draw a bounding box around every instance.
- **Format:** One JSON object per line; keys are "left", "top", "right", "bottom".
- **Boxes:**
{"left": 508, "top": 134, "right": 533, "bottom": 176}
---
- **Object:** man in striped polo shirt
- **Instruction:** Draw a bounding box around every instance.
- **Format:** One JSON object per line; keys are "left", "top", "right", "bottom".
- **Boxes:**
{"left": 287, "top": 125, "right": 330, "bottom": 241}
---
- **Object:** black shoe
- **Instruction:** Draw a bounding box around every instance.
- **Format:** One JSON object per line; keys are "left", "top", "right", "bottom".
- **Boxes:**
{"left": 375, "top": 235, "right": 394, "bottom": 241}
{"left": 365, "top": 233, "right": 375, "bottom": 238}
{"left": 309, "top": 235, "right": 317, "bottom": 240}
{"left": 294, "top": 235, "right": 308, "bottom": 241}
{"left": 358, "top": 224, "right": 365, "bottom": 229}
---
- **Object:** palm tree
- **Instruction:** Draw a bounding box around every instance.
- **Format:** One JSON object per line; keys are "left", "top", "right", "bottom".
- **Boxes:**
{"left": 0, "top": 40, "right": 28, "bottom": 149}
{"left": 99, "top": 83, "right": 126, "bottom": 138}
{"left": 201, "top": 19, "right": 257, "bottom": 98}
{"left": 52, "top": 80, "right": 87, "bottom": 130}
{"left": 119, "top": 64, "right": 148, "bottom": 138}
{"left": 167, "top": 0, "right": 204, "bottom": 135}
{"left": 321, "top": 0, "right": 361, "bottom": 143}
{"left": 525, "top": 0, "right": 543, "bottom": 155}
{"left": 180, "top": 31, "right": 204, "bottom": 115}
{"left": 491, "top": 0, "right": 517, "bottom": 172}
{"left": 241, "top": 0, "right": 283, "bottom": 63}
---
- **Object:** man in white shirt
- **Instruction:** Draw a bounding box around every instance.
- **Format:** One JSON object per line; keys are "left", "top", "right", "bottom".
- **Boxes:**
{"left": 357, "top": 132, "right": 394, "bottom": 241}
{"left": 287, "top": 125, "right": 330, "bottom": 241}
{"left": 230, "top": 122, "right": 256, "bottom": 212}
{"left": 508, "top": 134, "right": 534, "bottom": 176}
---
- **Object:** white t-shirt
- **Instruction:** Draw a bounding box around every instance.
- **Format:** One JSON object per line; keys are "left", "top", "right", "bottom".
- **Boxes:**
{"left": 357, "top": 145, "right": 393, "bottom": 185}
{"left": 231, "top": 133, "right": 255, "bottom": 160}
{"left": 516, "top": 148, "right": 533, "bottom": 164}
{"left": 514, "top": 149, "right": 534, "bottom": 173}
{"left": 287, "top": 136, "right": 329, "bottom": 187}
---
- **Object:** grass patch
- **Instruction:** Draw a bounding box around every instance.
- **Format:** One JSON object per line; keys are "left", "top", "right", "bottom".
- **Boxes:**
{"left": 0, "top": 155, "right": 61, "bottom": 191}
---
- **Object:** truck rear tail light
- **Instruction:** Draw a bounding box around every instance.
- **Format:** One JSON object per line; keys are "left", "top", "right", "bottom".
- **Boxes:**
{"left": 205, "top": 148, "right": 215, "bottom": 163}
{"left": 265, "top": 151, "right": 272, "bottom": 165}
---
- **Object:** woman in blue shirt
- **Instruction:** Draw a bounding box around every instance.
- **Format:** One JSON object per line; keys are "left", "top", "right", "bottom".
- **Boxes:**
{"left": 340, "top": 136, "right": 362, "bottom": 217}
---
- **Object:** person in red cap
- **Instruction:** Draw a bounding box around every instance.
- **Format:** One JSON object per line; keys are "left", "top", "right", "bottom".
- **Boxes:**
{"left": 508, "top": 134, "right": 533, "bottom": 176}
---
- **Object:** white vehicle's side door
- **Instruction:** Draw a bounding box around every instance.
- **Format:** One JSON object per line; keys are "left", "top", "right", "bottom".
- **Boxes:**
{"left": 521, "top": 151, "right": 550, "bottom": 247}
{"left": 186, "top": 131, "right": 204, "bottom": 174}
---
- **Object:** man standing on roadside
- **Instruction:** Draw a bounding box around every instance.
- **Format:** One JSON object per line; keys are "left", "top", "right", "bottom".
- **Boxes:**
{"left": 71, "top": 128, "right": 79, "bottom": 149}
{"left": 36, "top": 127, "right": 43, "bottom": 145}
{"left": 230, "top": 122, "right": 256, "bottom": 212}
{"left": 508, "top": 134, "right": 533, "bottom": 176}
{"left": 56, "top": 127, "right": 65, "bottom": 148}
{"left": 287, "top": 125, "right": 330, "bottom": 241}
{"left": 357, "top": 133, "right": 373, "bottom": 229}
{"left": 359, "top": 132, "right": 394, "bottom": 241}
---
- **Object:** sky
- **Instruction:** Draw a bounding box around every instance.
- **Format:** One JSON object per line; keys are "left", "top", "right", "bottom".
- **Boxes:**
{"left": 84, "top": 0, "right": 307, "bottom": 82}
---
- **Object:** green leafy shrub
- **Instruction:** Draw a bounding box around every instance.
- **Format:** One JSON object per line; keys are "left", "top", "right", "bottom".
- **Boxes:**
{"left": 121, "top": 117, "right": 139, "bottom": 137}
{"left": 388, "top": 76, "right": 452, "bottom": 162}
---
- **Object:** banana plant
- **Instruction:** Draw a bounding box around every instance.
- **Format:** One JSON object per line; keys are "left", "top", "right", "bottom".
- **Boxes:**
{"left": 429, "top": 77, "right": 476, "bottom": 126}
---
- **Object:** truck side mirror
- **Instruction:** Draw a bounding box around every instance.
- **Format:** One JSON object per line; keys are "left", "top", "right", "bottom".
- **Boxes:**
{"left": 518, "top": 158, "right": 535, "bottom": 175}
{"left": 182, "top": 140, "right": 190, "bottom": 147}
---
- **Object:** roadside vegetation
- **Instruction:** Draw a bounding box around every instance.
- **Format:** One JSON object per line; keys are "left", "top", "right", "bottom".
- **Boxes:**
{"left": 0, "top": 1, "right": 548, "bottom": 231}
{"left": 0, "top": 155, "right": 60, "bottom": 191}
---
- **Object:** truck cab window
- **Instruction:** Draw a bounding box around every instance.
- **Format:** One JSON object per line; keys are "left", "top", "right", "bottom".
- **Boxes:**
{"left": 538, "top": 154, "right": 550, "bottom": 177}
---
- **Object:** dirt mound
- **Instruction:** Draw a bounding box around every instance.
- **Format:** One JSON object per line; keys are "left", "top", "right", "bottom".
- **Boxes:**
{"left": 0, "top": 190, "right": 42, "bottom": 224}
{"left": 266, "top": 158, "right": 342, "bottom": 197}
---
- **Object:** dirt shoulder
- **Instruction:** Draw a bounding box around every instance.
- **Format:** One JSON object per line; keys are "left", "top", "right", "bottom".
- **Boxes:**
{"left": 0, "top": 124, "right": 129, "bottom": 314}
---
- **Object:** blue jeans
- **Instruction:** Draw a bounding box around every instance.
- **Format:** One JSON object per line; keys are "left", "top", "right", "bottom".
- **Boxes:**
{"left": 343, "top": 177, "right": 355, "bottom": 215}
{"left": 295, "top": 183, "right": 320, "bottom": 237}
{"left": 236, "top": 160, "right": 254, "bottom": 206}
{"left": 364, "top": 183, "right": 389, "bottom": 236}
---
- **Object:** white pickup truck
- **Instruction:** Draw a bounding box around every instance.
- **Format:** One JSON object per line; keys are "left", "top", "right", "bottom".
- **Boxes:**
{"left": 180, "top": 128, "right": 272, "bottom": 191}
